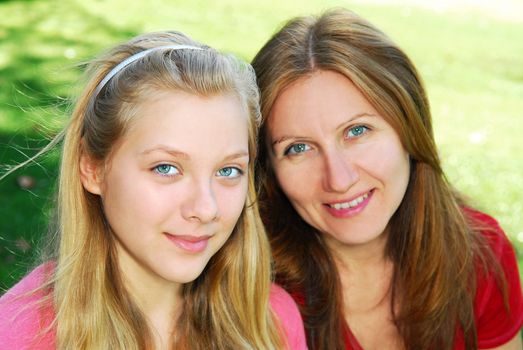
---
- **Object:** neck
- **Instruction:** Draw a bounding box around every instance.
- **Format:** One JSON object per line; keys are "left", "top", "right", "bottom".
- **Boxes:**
{"left": 323, "top": 232, "right": 403, "bottom": 349}
{"left": 324, "top": 231, "right": 394, "bottom": 313}
{"left": 324, "top": 229, "right": 389, "bottom": 274}
{"left": 116, "top": 244, "right": 183, "bottom": 348}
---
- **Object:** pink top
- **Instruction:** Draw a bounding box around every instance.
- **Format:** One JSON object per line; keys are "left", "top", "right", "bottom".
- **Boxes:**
{"left": 0, "top": 266, "right": 307, "bottom": 349}
{"left": 0, "top": 265, "right": 55, "bottom": 349}
{"left": 270, "top": 283, "right": 309, "bottom": 349}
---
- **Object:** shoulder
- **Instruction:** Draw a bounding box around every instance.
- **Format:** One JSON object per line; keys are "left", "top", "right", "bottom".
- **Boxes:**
{"left": 463, "top": 208, "right": 523, "bottom": 348}
{"left": 0, "top": 264, "right": 55, "bottom": 349}
{"left": 464, "top": 208, "right": 520, "bottom": 279}
{"left": 464, "top": 207, "right": 517, "bottom": 265}
{"left": 1, "top": 264, "right": 50, "bottom": 300}
{"left": 463, "top": 207, "right": 507, "bottom": 245}
{"left": 269, "top": 284, "right": 308, "bottom": 349}
{"left": 269, "top": 283, "right": 301, "bottom": 317}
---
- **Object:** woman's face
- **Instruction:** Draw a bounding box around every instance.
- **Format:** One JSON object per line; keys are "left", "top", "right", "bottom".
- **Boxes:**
{"left": 267, "top": 70, "right": 410, "bottom": 250}
{"left": 81, "top": 91, "right": 249, "bottom": 289}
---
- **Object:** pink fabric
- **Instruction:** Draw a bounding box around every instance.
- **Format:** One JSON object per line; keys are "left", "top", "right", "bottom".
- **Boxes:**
{"left": 0, "top": 264, "right": 55, "bottom": 349}
{"left": 270, "top": 283, "right": 308, "bottom": 349}
{"left": 0, "top": 266, "right": 307, "bottom": 349}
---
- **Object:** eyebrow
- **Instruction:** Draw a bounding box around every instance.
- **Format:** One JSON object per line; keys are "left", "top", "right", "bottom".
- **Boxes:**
{"left": 223, "top": 151, "right": 250, "bottom": 162}
{"left": 140, "top": 146, "right": 249, "bottom": 162}
{"left": 271, "top": 136, "right": 297, "bottom": 147}
{"left": 271, "top": 112, "right": 378, "bottom": 147}
{"left": 140, "top": 146, "right": 190, "bottom": 159}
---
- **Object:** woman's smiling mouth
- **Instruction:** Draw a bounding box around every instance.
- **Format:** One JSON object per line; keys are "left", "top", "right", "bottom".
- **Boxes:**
{"left": 325, "top": 190, "right": 373, "bottom": 217}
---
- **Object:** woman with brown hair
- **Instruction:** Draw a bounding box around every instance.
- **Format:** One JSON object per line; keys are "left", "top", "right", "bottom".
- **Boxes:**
{"left": 252, "top": 8, "right": 522, "bottom": 350}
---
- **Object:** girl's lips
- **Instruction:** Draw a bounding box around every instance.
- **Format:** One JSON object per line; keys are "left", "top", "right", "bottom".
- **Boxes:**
{"left": 324, "top": 190, "right": 373, "bottom": 218}
{"left": 164, "top": 234, "right": 211, "bottom": 253}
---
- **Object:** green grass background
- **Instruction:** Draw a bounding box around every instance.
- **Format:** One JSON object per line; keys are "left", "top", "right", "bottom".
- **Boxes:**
{"left": 1, "top": 0, "right": 522, "bottom": 291}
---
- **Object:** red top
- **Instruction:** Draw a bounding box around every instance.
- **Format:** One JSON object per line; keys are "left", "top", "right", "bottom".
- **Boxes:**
{"left": 297, "top": 209, "right": 523, "bottom": 349}
{"left": 452, "top": 209, "right": 523, "bottom": 349}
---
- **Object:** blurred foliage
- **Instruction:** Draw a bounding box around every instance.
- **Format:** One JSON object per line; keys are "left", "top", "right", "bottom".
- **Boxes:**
{"left": 1, "top": 0, "right": 522, "bottom": 290}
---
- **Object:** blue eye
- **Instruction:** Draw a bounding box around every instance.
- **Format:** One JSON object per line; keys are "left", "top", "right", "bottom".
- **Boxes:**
{"left": 153, "top": 164, "right": 180, "bottom": 176}
{"left": 217, "top": 167, "right": 243, "bottom": 178}
{"left": 284, "top": 143, "right": 310, "bottom": 156}
{"left": 346, "top": 125, "right": 369, "bottom": 139}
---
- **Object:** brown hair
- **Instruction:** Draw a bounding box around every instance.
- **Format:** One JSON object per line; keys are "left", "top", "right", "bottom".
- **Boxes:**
{"left": 252, "top": 8, "right": 499, "bottom": 350}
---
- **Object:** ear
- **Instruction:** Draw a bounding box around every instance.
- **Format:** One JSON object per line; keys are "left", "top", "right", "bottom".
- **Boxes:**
{"left": 79, "top": 151, "right": 103, "bottom": 195}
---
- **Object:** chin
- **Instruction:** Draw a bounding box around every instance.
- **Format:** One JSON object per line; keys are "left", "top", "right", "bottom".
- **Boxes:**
{"left": 162, "top": 267, "right": 207, "bottom": 284}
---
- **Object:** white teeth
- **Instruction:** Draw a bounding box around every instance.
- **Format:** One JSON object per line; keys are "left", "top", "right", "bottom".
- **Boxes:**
{"left": 330, "top": 193, "right": 368, "bottom": 210}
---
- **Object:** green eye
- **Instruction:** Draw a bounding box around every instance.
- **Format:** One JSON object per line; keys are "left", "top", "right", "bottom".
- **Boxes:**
{"left": 217, "top": 167, "right": 243, "bottom": 178}
{"left": 284, "top": 143, "right": 310, "bottom": 155}
{"left": 153, "top": 164, "right": 179, "bottom": 176}
{"left": 347, "top": 125, "right": 369, "bottom": 138}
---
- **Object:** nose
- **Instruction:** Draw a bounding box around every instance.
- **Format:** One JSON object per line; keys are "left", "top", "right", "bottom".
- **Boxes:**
{"left": 182, "top": 178, "right": 219, "bottom": 223}
{"left": 322, "top": 147, "right": 359, "bottom": 193}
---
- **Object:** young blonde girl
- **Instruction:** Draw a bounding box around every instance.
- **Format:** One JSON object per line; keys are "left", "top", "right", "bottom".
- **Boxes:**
{"left": 0, "top": 31, "right": 307, "bottom": 349}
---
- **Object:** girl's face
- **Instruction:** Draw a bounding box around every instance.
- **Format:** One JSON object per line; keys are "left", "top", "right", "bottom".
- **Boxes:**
{"left": 82, "top": 91, "right": 249, "bottom": 289}
{"left": 267, "top": 70, "right": 410, "bottom": 251}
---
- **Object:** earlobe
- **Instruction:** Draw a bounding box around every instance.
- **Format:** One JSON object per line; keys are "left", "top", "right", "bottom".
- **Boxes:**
{"left": 79, "top": 152, "right": 103, "bottom": 195}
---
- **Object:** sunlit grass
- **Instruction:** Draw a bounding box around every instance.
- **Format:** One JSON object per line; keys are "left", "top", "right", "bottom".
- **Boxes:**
{"left": 1, "top": 0, "right": 521, "bottom": 289}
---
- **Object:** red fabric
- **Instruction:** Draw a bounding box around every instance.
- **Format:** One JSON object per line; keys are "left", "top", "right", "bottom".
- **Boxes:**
{"left": 455, "top": 209, "right": 523, "bottom": 349}
{"left": 343, "top": 209, "right": 523, "bottom": 349}
{"left": 292, "top": 209, "right": 523, "bottom": 349}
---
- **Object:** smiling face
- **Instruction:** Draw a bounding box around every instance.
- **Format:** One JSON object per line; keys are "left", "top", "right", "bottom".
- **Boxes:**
{"left": 267, "top": 70, "right": 410, "bottom": 251}
{"left": 81, "top": 91, "right": 249, "bottom": 290}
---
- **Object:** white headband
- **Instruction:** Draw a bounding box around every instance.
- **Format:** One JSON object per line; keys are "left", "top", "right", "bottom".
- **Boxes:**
{"left": 94, "top": 44, "right": 204, "bottom": 96}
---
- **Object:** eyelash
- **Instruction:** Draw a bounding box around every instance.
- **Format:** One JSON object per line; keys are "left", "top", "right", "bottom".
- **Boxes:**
{"left": 284, "top": 143, "right": 310, "bottom": 156}
{"left": 282, "top": 125, "right": 370, "bottom": 156}
{"left": 346, "top": 125, "right": 370, "bottom": 139}
{"left": 152, "top": 164, "right": 244, "bottom": 179}
{"left": 216, "top": 166, "right": 244, "bottom": 179}
{"left": 153, "top": 164, "right": 180, "bottom": 177}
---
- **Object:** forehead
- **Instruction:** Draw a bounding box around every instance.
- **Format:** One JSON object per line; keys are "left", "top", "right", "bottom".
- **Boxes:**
{"left": 113, "top": 91, "right": 249, "bottom": 156}
{"left": 268, "top": 70, "right": 380, "bottom": 133}
{"left": 134, "top": 89, "right": 244, "bottom": 123}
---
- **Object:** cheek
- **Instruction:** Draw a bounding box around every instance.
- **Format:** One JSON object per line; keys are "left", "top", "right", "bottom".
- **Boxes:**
{"left": 219, "top": 183, "right": 249, "bottom": 223}
{"left": 370, "top": 142, "right": 410, "bottom": 199}
{"left": 101, "top": 171, "right": 163, "bottom": 234}
{"left": 386, "top": 143, "right": 410, "bottom": 185}
{"left": 272, "top": 162, "right": 310, "bottom": 206}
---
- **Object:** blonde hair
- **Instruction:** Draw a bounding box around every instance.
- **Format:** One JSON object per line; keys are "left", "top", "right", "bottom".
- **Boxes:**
{"left": 252, "top": 8, "right": 501, "bottom": 350}
{"left": 17, "top": 31, "right": 283, "bottom": 349}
